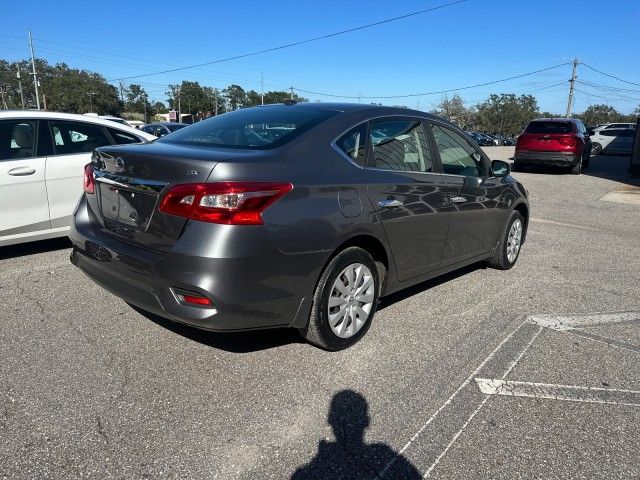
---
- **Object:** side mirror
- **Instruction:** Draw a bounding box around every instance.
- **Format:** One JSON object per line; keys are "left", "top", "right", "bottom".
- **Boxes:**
{"left": 491, "top": 160, "right": 511, "bottom": 177}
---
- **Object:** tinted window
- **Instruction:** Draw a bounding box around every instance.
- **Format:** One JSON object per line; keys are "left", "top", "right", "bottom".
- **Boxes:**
{"left": 525, "top": 121, "right": 574, "bottom": 134}
{"left": 600, "top": 130, "right": 624, "bottom": 137}
{"left": 368, "top": 119, "right": 432, "bottom": 173}
{"left": 158, "top": 106, "right": 338, "bottom": 149}
{"left": 0, "top": 120, "right": 37, "bottom": 160}
{"left": 50, "top": 121, "right": 111, "bottom": 155}
{"left": 431, "top": 124, "right": 485, "bottom": 177}
{"left": 166, "top": 124, "right": 187, "bottom": 132}
{"left": 335, "top": 124, "right": 367, "bottom": 167}
{"left": 108, "top": 128, "right": 143, "bottom": 145}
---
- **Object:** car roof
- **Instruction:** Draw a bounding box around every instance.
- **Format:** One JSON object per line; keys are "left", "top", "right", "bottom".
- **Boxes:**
{"left": 0, "top": 110, "right": 156, "bottom": 140}
{"left": 146, "top": 122, "right": 188, "bottom": 126}
{"left": 530, "top": 118, "right": 577, "bottom": 123}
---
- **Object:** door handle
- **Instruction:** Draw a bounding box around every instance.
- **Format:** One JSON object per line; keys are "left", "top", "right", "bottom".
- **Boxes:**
{"left": 8, "top": 166, "right": 36, "bottom": 176}
{"left": 450, "top": 196, "right": 467, "bottom": 203}
{"left": 378, "top": 199, "right": 404, "bottom": 208}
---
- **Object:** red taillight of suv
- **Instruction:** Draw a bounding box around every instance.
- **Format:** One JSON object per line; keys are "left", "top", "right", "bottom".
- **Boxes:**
{"left": 557, "top": 136, "right": 578, "bottom": 147}
{"left": 83, "top": 163, "right": 95, "bottom": 194}
{"left": 159, "top": 182, "right": 293, "bottom": 225}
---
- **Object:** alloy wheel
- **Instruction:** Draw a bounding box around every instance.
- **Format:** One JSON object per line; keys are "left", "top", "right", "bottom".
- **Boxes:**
{"left": 507, "top": 219, "right": 522, "bottom": 263}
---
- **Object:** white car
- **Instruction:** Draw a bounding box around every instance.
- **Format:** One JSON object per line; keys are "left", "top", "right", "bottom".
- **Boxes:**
{"left": 0, "top": 111, "right": 156, "bottom": 247}
{"left": 590, "top": 128, "right": 636, "bottom": 155}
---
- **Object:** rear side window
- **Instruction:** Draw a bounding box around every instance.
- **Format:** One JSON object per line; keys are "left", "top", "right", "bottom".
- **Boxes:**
{"left": 368, "top": 119, "right": 432, "bottom": 173}
{"left": 0, "top": 120, "right": 37, "bottom": 160}
{"left": 335, "top": 124, "right": 367, "bottom": 167}
{"left": 525, "top": 121, "right": 574, "bottom": 134}
{"left": 50, "top": 121, "right": 111, "bottom": 155}
{"left": 159, "top": 106, "right": 338, "bottom": 149}
{"left": 108, "top": 128, "right": 143, "bottom": 145}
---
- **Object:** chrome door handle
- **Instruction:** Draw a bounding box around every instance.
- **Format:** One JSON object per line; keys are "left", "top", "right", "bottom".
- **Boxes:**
{"left": 450, "top": 196, "right": 467, "bottom": 203}
{"left": 8, "top": 166, "right": 36, "bottom": 176}
{"left": 378, "top": 199, "right": 403, "bottom": 208}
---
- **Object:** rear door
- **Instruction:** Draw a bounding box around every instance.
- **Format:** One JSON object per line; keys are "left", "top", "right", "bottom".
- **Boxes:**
{"left": 45, "top": 119, "right": 112, "bottom": 227}
{"left": 0, "top": 119, "right": 50, "bottom": 240}
{"left": 364, "top": 117, "right": 452, "bottom": 281}
{"left": 429, "top": 122, "right": 508, "bottom": 265}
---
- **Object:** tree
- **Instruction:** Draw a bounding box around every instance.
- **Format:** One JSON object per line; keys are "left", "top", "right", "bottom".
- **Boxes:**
{"left": 222, "top": 84, "right": 247, "bottom": 111}
{"left": 577, "top": 104, "right": 623, "bottom": 125}
{"left": 432, "top": 94, "right": 476, "bottom": 129}
{"left": 124, "top": 84, "right": 150, "bottom": 115}
{"left": 476, "top": 94, "right": 539, "bottom": 136}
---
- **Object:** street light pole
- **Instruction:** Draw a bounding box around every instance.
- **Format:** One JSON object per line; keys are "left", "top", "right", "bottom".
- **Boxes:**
{"left": 16, "top": 66, "right": 25, "bottom": 109}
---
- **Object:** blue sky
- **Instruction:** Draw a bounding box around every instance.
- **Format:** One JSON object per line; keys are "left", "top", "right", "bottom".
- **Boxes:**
{"left": 2, "top": 0, "right": 639, "bottom": 113}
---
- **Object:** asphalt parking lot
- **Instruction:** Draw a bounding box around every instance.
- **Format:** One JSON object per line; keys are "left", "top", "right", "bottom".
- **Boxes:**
{"left": 1, "top": 148, "right": 639, "bottom": 479}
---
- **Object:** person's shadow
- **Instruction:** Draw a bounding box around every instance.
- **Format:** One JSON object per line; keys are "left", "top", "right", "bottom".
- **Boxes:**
{"left": 291, "top": 390, "right": 421, "bottom": 480}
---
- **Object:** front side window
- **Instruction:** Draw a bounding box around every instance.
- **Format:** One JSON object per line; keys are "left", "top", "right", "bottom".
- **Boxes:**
{"left": 431, "top": 124, "right": 485, "bottom": 177}
{"left": 0, "top": 120, "right": 37, "bottom": 160}
{"left": 335, "top": 123, "right": 367, "bottom": 167}
{"left": 50, "top": 121, "right": 111, "bottom": 155}
{"left": 368, "top": 119, "right": 432, "bottom": 173}
{"left": 158, "top": 106, "right": 338, "bottom": 149}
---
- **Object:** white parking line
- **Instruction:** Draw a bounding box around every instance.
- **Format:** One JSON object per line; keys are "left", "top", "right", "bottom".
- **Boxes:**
{"left": 475, "top": 378, "right": 640, "bottom": 408}
{"left": 529, "top": 311, "right": 640, "bottom": 331}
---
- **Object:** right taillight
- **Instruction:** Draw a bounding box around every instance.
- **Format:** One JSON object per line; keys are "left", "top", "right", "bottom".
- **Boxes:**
{"left": 159, "top": 181, "right": 293, "bottom": 225}
{"left": 83, "top": 163, "right": 95, "bottom": 194}
{"left": 558, "top": 137, "right": 578, "bottom": 147}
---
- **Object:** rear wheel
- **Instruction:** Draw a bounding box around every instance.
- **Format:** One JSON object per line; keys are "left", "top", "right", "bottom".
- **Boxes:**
{"left": 300, "top": 247, "right": 380, "bottom": 350}
{"left": 487, "top": 211, "right": 524, "bottom": 270}
{"left": 591, "top": 143, "right": 602, "bottom": 156}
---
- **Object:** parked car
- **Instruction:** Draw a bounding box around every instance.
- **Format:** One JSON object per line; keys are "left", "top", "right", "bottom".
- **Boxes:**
{"left": 70, "top": 103, "right": 529, "bottom": 350}
{"left": 100, "top": 116, "right": 132, "bottom": 128}
{"left": 0, "top": 111, "right": 155, "bottom": 247}
{"left": 514, "top": 118, "right": 591, "bottom": 174}
{"left": 590, "top": 128, "right": 636, "bottom": 155}
{"left": 594, "top": 122, "right": 636, "bottom": 132}
{"left": 140, "top": 122, "right": 188, "bottom": 138}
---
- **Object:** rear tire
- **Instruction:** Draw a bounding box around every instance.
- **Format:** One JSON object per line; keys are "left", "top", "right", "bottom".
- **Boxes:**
{"left": 300, "top": 247, "right": 380, "bottom": 351}
{"left": 487, "top": 211, "right": 525, "bottom": 270}
{"left": 591, "top": 142, "right": 602, "bottom": 156}
{"left": 570, "top": 159, "right": 582, "bottom": 175}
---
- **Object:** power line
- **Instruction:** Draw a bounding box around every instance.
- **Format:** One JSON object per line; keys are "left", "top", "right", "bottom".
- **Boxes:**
{"left": 580, "top": 63, "right": 640, "bottom": 87}
{"left": 107, "top": 0, "right": 472, "bottom": 81}
{"left": 293, "top": 62, "right": 571, "bottom": 99}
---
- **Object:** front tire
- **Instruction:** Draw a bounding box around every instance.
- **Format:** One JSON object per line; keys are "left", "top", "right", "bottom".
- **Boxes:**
{"left": 591, "top": 143, "right": 602, "bottom": 156}
{"left": 488, "top": 211, "right": 525, "bottom": 270}
{"left": 300, "top": 247, "right": 380, "bottom": 350}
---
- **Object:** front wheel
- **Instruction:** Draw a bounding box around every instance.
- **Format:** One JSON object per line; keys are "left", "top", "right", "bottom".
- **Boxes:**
{"left": 300, "top": 247, "right": 380, "bottom": 350}
{"left": 487, "top": 211, "right": 525, "bottom": 270}
{"left": 591, "top": 143, "right": 602, "bottom": 156}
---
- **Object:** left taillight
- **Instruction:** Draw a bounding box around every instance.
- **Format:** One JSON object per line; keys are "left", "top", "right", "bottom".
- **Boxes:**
{"left": 158, "top": 181, "right": 293, "bottom": 225}
{"left": 83, "top": 163, "right": 95, "bottom": 194}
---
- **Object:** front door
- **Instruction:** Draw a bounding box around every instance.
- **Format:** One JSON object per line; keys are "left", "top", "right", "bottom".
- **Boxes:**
{"left": 429, "top": 123, "right": 508, "bottom": 265}
{"left": 365, "top": 118, "right": 452, "bottom": 281}
{"left": 0, "top": 119, "right": 50, "bottom": 242}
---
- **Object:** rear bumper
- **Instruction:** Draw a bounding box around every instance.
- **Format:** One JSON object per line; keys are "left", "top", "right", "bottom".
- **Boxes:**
{"left": 69, "top": 197, "right": 322, "bottom": 332}
{"left": 514, "top": 150, "right": 579, "bottom": 166}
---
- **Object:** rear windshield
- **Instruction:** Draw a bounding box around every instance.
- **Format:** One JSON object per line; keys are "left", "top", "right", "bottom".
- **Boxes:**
{"left": 525, "top": 121, "right": 575, "bottom": 134}
{"left": 158, "top": 106, "right": 338, "bottom": 149}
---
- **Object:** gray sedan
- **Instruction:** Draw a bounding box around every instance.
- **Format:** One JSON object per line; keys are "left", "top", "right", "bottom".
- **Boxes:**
{"left": 70, "top": 103, "right": 529, "bottom": 350}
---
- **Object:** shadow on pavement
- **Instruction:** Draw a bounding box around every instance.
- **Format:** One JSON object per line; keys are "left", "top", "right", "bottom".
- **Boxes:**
{"left": 291, "top": 390, "right": 420, "bottom": 479}
{"left": 583, "top": 154, "right": 639, "bottom": 185}
{"left": 133, "top": 305, "right": 304, "bottom": 353}
{"left": 0, "top": 237, "right": 71, "bottom": 260}
{"left": 378, "top": 263, "right": 484, "bottom": 312}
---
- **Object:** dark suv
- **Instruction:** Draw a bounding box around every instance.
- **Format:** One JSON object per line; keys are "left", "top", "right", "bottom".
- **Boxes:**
{"left": 514, "top": 118, "right": 591, "bottom": 174}
{"left": 70, "top": 103, "right": 529, "bottom": 350}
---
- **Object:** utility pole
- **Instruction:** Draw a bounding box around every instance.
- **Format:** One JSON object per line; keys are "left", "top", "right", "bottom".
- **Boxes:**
{"left": 28, "top": 30, "right": 41, "bottom": 110}
{"left": 177, "top": 87, "right": 181, "bottom": 122}
{"left": 42, "top": 92, "right": 47, "bottom": 110}
{"left": 16, "top": 66, "right": 25, "bottom": 109}
{"left": 119, "top": 82, "right": 125, "bottom": 102}
{"left": 214, "top": 90, "right": 218, "bottom": 116}
{"left": 290, "top": 87, "right": 294, "bottom": 101}
{"left": 261, "top": 72, "right": 264, "bottom": 105}
{"left": 565, "top": 58, "right": 578, "bottom": 118}
{"left": 88, "top": 92, "right": 95, "bottom": 112}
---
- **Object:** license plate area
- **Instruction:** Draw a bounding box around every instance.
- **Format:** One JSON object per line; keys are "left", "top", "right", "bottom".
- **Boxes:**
{"left": 98, "top": 183, "right": 157, "bottom": 230}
